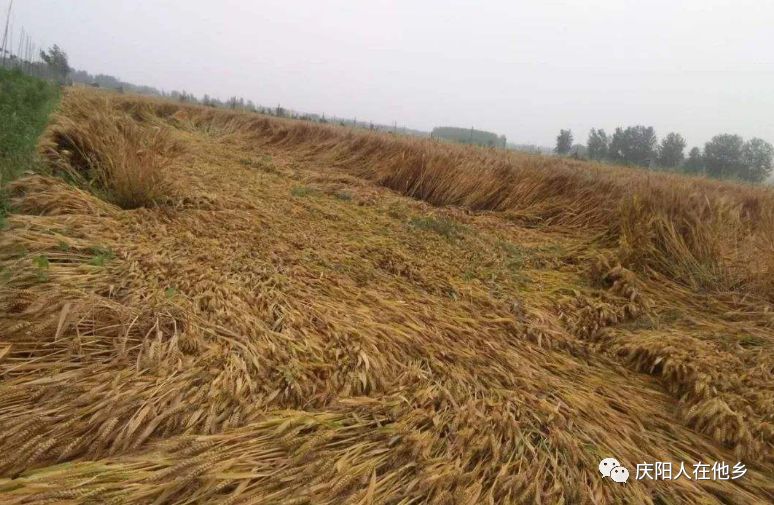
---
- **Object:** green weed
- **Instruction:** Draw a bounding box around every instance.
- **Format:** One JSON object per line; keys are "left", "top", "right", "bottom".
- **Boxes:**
{"left": 33, "top": 254, "right": 50, "bottom": 281}
{"left": 0, "top": 68, "right": 60, "bottom": 226}
{"left": 88, "top": 246, "right": 115, "bottom": 266}
{"left": 291, "top": 186, "right": 316, "bottom": 197}
{"left": 409, "top": 216, "right": 464, "bottom": 239}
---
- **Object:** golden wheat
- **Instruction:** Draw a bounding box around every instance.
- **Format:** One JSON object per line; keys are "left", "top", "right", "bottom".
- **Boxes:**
{"left": 0, "top": 89, "right": 771, "bottom": 504}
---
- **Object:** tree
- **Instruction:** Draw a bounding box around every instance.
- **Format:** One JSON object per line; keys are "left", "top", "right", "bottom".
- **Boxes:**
{"left": 609, "top": 126, "right": 658, "bottom": 167}
{"left": 657, "top": 132, "right": 687, "bottom": 168}
{"left": 704, "top": 134, "right": 745, "bottom": 179}
{"left": 571, "top": 144, "right": 587, "bottom": 159}
{"left": 740, "top": 138, "right": 774, "bottom": 183}
{"left": 555, "top": 129, "right": 573, "bottom": 155}
{"left": 587, "top": 128, "right": 609, "bottom": 161}
{"left": 682, "top": 147, "right": 704, "bottom": 174}
{"left": 39, "top": 44, "right": 70, "bottom": 83}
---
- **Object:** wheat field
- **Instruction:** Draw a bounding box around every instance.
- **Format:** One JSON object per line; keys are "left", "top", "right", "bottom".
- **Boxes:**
{"left": 0, "top": 89, "right": 772, "bottom": 504}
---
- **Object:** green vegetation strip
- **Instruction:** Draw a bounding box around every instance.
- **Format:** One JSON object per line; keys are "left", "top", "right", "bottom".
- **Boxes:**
{"left": 0, "top": 68, "right": 61, "bottom": 226}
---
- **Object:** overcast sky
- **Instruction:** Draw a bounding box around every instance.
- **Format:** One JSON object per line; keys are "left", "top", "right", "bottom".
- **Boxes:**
{"left": 7, "top": 0, "right": 774, "bottom": 147}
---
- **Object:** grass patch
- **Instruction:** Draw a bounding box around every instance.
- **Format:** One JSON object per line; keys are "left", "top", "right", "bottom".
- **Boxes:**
{"left": 240, "top": 155, "right": 278, "bottom": 174}
{"left": 738, "top": 335, "right": 765, "bottom": 349}
{"left": 387, "top": 202, "right": 408, "bottom": 220}
{"left": 497, "top": 241, "right": 526, "bottom": 270}
{"left": 88, "top": 246, "right": 115, "bottom": 267}
{"left": 33, "top": 254, "right": 50, "bottom": 281}
{"left": 409, "top": 216, "right": 464, "bottom": 239}
{"left": 0, "top": 68, "right": 60, "bottom": 224}
{"left": 291, "top": 186, "right": 317, "bottom": 197}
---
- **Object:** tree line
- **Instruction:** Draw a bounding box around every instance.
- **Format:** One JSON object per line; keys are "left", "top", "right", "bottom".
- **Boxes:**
{"left": 555, "top": 127, "right": 773, "bottom": 183}
{"left": 24, "top": 41, "right": 774, "bottom": 185}
{"left": 431, "top": 127, "right": 507, "bottom": 148}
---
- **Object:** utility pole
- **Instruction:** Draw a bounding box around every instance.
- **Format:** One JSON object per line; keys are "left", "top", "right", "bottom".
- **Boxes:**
{"left": 24, "top": 31, "right": 30, "bottom": 73}
{"left": 0, "top": 0, "right": 13, "bottom": 68}
{"left": 16, "top": 26, "right": 23, "bottom": 68}
{"left": 24, "top": 35, "right": 30, "bottom": 73}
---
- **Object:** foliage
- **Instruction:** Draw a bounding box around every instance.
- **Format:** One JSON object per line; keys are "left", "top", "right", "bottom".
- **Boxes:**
{"left": 683, "top": 147, "right": 704, "bottom": 174}
{"left": 0, "top": 68, "right": 60, "bottom": 222}
{"left": 656, "top": 132, "right": 686, "bottom": 168}
{"left": 88, "top": 246, "right": 115, "bottom": 266}
{"left": 608, "top": 125, "right": 657, "bottom": 167}
{"left": 432, "top": 126, "right": 506, "bottom": 148}
{"left": 290, "top": 185, "right": 316, "bottom": 197}
{"left": 554, "top": 129, "right": 573, "bottom": 155}
{"left": 408, "top": 215, "right": 465, "bottom": 239}
{"left": 704, "top": 134, "right": 746, "bottom": 180}
{"left": 585, "top": 125, "right": 772, "bottom": 183}
{"left": 39, "top": 45, "right": 71, "bottom": 83}
{"left": 0, "top": 68, "right": 60, "bottom": 180}
{"left": 587, "top": 128, "right": 609, "bottom": 161}
{"left": 741, "top": 138, "right": 774, "bottom": 183}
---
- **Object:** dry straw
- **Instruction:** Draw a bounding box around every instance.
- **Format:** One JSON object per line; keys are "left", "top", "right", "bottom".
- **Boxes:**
{"left": 0, "top": 89, "right": 771, "bottom": 504}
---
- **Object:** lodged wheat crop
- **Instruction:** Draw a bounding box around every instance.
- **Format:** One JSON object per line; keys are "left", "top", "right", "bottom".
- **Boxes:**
{"left": 0, "top": 89, "right": 772, "bottom": 504}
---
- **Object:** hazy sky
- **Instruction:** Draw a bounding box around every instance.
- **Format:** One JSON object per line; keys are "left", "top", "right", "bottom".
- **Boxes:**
{"left": 8, "top": 0, "right": 774, "bottom": 147}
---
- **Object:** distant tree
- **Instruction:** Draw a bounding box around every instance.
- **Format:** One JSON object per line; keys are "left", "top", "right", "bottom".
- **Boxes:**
{"left": 555, "top": 129, "right": 573, "bottom": 155}
{"left": 587, "top": 128, "right": 609, "bottom": 160}
{"left": 682, "top": 147, "right": 704, "bottom": 174}
{"left": 431, "top": 127, "right": 505, "bottom": 148}
{"left": 177, "top": 91, "right": 196, "bottom": 103}
{"left": 275, "top": 105, "right": 285, "bottom": 117}
{"left": 657, "top": 132, "right": 687, "bottom": 168}
{"left": 740, "top": 138, "right": 774, "bottom": 183}
{"left": 39, "top": 44, "right": 70, "bottom": 83}
{"left": 609, "top": 126, "right": 657, "bottom": 167}
{"left": 704, "top": 134, "right": 745, "bottom": 179}
{"left": 571, "top": 144, "right": 587, "bottom": 159}
{"left": 226, "top": 96, "right": 245, "bottom": 109}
